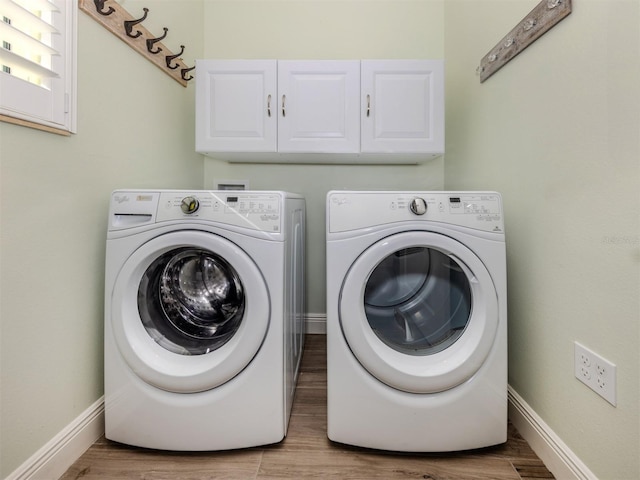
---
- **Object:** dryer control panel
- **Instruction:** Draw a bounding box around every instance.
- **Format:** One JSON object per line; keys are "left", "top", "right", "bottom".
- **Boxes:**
{"left": 328, "top": 191, "right": 504, "bottom": 234}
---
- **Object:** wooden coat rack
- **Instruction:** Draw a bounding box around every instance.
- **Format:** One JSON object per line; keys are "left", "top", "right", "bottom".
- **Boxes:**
{"left": 477, "top": 0, "right": 572, "bottom": 83}
{"left": 79, "top": 0, "right": 194, "bottom": 87}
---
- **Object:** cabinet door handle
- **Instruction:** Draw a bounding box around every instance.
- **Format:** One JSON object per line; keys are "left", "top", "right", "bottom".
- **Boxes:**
{"left": 366, "top": 94, "right": 371, "bottom": 117}
{"left": 282, "top": 95, "right": 286, "bottom": 117}
{"left": 267, "top": 94, "right": 272, "bottom": 117}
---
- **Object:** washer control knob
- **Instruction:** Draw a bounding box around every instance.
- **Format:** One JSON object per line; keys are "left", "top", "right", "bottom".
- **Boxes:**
{"left": 180, "top": 196, "right": 200, "bottom": 214}
{"left": 410, "top": 197, "right": 427, "bottom": 215}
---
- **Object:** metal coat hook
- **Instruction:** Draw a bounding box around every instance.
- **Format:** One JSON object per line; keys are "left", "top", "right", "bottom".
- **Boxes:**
{"left": 146, "top": 27, "right": 168, "bottom": 54}
{"left": 93, "top": 0, "right": 114, "bottom": 16}
{"left": 477, "top": 0, "right": 571, "bottom": 82}
{"left": 124, "top": 7, "right": 148, "bottom": 38}
{"left": 181, "top": 66, "right": 195, "bottom": 81}
{"left": 79, "top": 0, "right": 193, "bottom": 87}
{"left": 166, "top": 45, "right": 185, "bottom": 70}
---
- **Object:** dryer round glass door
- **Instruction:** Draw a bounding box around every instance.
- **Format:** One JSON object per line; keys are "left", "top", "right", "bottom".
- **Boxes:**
{"left": 339, "top": 231, "right": 499, "bottom": 394}
{"left": 364, "top": 246, "right": 471, "bottom": 356}
{"left": 111, "top": 230, "right": 270, "bottom": 393}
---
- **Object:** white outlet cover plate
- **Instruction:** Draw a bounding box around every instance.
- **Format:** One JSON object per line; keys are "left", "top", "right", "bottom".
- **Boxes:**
{"left": 574, "top": 341, "right": 617, "bottom": 406}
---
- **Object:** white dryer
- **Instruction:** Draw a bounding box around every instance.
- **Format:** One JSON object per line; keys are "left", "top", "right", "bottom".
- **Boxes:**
{"left": 104, "top": 190, "right": 305, "bottom": 450}
{"left": 326, "top": 191, "right": 507, "bottom": 452}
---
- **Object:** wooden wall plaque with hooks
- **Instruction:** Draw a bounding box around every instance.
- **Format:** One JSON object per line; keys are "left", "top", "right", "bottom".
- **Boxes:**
{"left": 477, "top": 0, "right": 572, "bottom": 83}
{"left": 79, "top": 0, "right": 194, "bottom": 87}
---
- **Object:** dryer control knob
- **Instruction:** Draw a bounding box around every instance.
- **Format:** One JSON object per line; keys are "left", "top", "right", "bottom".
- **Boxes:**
{"left": 180, "top": 196, "right": 200, "bottom": 214}
{"left": 410, "top": 197, "right": 427, "bottom": 215}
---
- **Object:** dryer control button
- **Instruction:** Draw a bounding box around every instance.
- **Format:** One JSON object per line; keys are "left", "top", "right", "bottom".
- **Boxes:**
{"left": 180, "top": 196, "right": 200, "bottom": 214}
{"left": 410, "top": 197, "right": 427, "bottom": 215}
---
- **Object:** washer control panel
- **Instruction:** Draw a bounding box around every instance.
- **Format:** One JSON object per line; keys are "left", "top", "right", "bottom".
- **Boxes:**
{"left": 109, "top": 190, "right": 284, "bottom": 233}
{"left": 158, "top": 192, "right": 282, "bottom": 232}
{"left": 328, "top": 191, "right": 503, "bottom": 234}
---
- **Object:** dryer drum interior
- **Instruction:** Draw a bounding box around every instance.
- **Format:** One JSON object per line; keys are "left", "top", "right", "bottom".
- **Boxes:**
{"left": 364, "top": 246, "right": 472, "bottom": 356}
{"left": 137, "top": 247, "right": 245, "bottom": 355}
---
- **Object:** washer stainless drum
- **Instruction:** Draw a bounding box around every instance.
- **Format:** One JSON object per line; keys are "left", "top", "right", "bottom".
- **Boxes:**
{"left": 326, "top": 191, "right": 507, "bottom": 452}
{"left": 105, "top": 190, "right": 305, "bottom": 450}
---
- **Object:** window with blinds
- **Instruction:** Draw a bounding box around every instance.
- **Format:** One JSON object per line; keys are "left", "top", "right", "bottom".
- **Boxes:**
{"left": 0, "top": 0, "right": 76, "bottom": 133}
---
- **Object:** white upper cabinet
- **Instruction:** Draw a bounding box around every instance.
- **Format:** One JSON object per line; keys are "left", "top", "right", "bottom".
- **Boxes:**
{"left": 196, "top": 59, "right": 444, "bottom": 164}
{"left": 361, "top": 60, "right": 444, "bottom": 156}
{"left": 278, "top": 60, "right": 360, "bottom": 153}
{"left": 196, "top": 60, "right": 277, "bottom": 152}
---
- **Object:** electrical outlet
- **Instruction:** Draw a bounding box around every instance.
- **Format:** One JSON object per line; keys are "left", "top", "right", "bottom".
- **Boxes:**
{"left": 574, "top": 342, "right": 617, "bottom": 406}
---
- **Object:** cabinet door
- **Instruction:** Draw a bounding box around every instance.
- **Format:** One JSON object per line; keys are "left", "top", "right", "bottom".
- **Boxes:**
{"left": 278, "top": 60, "right": 360, "bottom": 153}
{"left": 196, "top": 60, "right": 277, "bottom": 153}
{"left": 361, "top": 60, "right": 444, "bottom": 154}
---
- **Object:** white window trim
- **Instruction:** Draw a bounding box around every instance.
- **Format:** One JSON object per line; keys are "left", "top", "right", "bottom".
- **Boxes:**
{"left": 0, "top": 0, "right": 77, "bottom": 134}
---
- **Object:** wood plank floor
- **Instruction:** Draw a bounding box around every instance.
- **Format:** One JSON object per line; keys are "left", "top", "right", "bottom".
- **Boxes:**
{"left": 61, "top": 335, "right": 554, "bottom": 480}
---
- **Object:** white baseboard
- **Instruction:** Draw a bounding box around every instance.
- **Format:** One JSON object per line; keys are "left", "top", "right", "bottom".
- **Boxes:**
{"left": 508, "top": 386, "right": 597, "bottom": 480}
{"left": 305, "top": 313, "right": 326, "bottom": 334}
{"left": 6, "top": 397, "right": 105, "bottom": 480}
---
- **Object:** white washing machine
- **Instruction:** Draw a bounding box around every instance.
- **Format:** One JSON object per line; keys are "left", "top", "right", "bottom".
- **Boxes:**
{"left": 104, "top": 190, "right": 305, "bottom": 450}
{"left": 326, "top": 191, "right": 507, "bottom": 452}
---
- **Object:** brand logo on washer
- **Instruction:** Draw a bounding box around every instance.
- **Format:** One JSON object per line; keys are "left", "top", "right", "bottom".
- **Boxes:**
{"left": 113, "top": 194, "right": 130, "bottom": 204}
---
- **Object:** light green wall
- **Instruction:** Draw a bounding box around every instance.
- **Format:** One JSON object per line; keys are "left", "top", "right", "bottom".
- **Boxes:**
{"left": 202, "top": 0, "right": 446, "bottom": 313}
{"left": 0, "top": 2, "right": 203, "bottom": 477}
{"left": 444, "top": 1, "right": 639, "bottom": 479}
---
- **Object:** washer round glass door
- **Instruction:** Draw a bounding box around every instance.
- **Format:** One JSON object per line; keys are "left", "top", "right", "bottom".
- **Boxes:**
{"left": 111, "top": 230, "right": 269, "bottom": 393}
{"left": 339, "top": 231, "right": 499, "bottom": 393}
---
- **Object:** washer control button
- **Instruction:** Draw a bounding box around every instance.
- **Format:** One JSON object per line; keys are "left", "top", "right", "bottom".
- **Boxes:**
{"left": 180, "top": 196, "right": 200, "bottom": 214}
{"left": 409, "top": 197, "right": 427, "bottom": 215}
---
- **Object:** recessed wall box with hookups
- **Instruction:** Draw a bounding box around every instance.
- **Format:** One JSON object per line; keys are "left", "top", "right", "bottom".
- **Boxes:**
{"left": 215, "top": 180, "right": 249, "bottom": 191}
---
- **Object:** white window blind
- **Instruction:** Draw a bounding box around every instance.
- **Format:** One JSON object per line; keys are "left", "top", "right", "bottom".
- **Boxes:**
{"left": 0, "top": 0, "right": 76, "bottom": 133}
